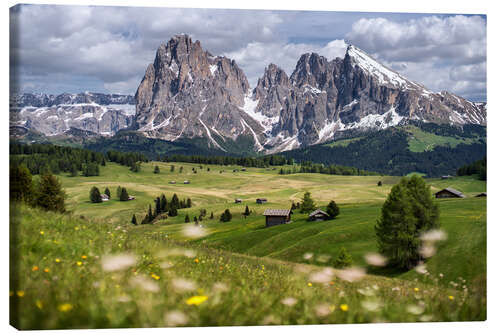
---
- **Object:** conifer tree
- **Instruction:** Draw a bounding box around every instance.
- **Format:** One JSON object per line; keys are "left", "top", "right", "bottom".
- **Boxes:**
{"left": 131, "top": 214, "right": 137, "bottom": 225}
{"left": 210, "top": 212, "right": 214, "bottom": 219}
{"left": 171, "top": 193, "right": 180, "bottom": 209}
{"left": 326, "top": 200, "right": 340, "bottom": 219}
{"left": 185, "top": 214, "right": 190, "bottom": 223}
{"left": 104, "top": 187, "right": 111, "bottom": 199}
{"left": 244, "top": 205, "right": 250, "bottom": 216}
{"left": 187, "top": 198, "right": 192, "bottom": 208}
{"left": 194, "top": 216, "right": 198, "bottom": 223}
{"left": 147, "top": 204, "right": 154, "bottom": 223}
{"left": 10, "top": 164, "right": 34, "bottom": 203}
{"left": 334, "top": 247, "right": 353, "bottom": 268}
{"left": 116, "top": 186, "right": 122, "bottom": 199}
{"left": 90, "top": 186, "right": 102, "bottom": 203}
{"left": 155, "top": 197, "right": 161, "bottom": 216}
{"left": 34, "top": 173, "right": 65, "bottom": 212}
{"left": 220, "top": 209, "right": 232, "bottom": 222}
{"left": 300, "top": 191, "right": 316, "bottom": 213}
{"left": 120, "top": 187, "right": 129, "bottom": 201}
{"left": 154, "top": 165, "right": 160, "bottom": 174}
{"left": 160, "top": 194, "right": 167, "bottom": 213}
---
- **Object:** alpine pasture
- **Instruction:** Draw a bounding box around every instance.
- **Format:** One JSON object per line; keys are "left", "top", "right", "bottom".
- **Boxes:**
{"left": 10, "top": 161, "right": 486, "bottom": 329}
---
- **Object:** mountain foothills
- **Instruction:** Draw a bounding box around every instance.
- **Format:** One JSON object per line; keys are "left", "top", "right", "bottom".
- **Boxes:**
{"left": 10, "top": 34, "right": 486, "bottom": 174}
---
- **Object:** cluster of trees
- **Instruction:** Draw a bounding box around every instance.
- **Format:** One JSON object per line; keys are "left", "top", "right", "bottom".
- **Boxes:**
{"left": 457, "top": 156, "right": 486, "bottom": 180}
{"left": 90, "top": 186, "right": 109, "bottom": 203}
{"left": 10, "top": 164, "right": 65, "bottom": 213}
{"left": 10, "top": 142, "right": 105, "bottom": 176}
{"left": 135, "top": 193, "right": 193, "bottom": 225}
{"left": 279, "top": 126, "right": 486, "bottom": 177}
{"left": 295, "top": 191, "right": 340, "bottom": 220}
{"left": 375, "top": 175, "right": 439, "bottom": 270}
{"left": 185, "top": 208, "right": 211, "bottom": 224}
{"left": 279, "top": 161, "right": 378, "bottom": 176}
{"left": 115, "top": 186, "right": 132, "bottom": 201}
{"left": 162, "top": 154, "right": 291, "bottom": 168}
{"left": 219, "top": 209, "right": 232, "bottom": 222}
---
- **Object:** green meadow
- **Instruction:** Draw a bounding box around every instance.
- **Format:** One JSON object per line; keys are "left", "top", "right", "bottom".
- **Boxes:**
{"left": 10, "top": 161, "right": 487, "bottom": 329}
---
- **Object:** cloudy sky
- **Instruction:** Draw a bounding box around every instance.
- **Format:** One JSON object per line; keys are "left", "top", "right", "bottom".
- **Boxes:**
{"left": 10, "top": 4, "right": 487, "bottom": 101}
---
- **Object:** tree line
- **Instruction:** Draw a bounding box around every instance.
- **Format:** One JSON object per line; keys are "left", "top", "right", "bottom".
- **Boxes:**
{"left": 456, "top": 156, "right": 486, "bottom": 180}
{"left": 279, "top": 161, "right": 378, "bottom": 176}
{"left": 132, "top": 193, "right": 193, "bottom": 225}
{"left": 162, "top": 154, "right": 291, "bottom": 168}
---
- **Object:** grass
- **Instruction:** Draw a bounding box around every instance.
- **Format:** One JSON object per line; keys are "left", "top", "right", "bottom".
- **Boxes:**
{"left": 406, "top": 126, "right": 480, "bottom": 152}
{"left": 11, "top": 162, "right": 487, "bottom": 328}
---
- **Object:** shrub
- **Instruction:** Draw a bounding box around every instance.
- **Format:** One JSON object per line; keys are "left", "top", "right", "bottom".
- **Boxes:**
{"left": 326, "top": 200, "right": 339, "bottom": 219}
{"left": 119, "top": 188, "right": 129, "bottom": 201}
{"left": 333, "top": 247, "right": 353, "bottom": 268}
{"left": 220, "top": 209, "right": 232, "bottom": 222}
{"left": 34, "top": 173, "right": 65, "bottom": 213}
{"left": 89, "top": 186, "right": 102, "bottom": 203}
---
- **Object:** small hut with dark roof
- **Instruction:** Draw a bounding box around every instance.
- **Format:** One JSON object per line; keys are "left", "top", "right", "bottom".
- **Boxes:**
{"left": 263, "top": 209, "right": 291, "bottom": 227}
{"left": 476, "top": 192, "right": 486, "bottom": 197}
{"left": 308, "top": 209, "right": 329, "bottom": 221}
{"left": 434, "top": 187, "right": 466, "bottom": 199}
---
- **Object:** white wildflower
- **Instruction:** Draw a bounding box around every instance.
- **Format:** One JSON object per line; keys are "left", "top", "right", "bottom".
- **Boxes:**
{"left": 314, "top": 303, "right": 332, "bottom": 317}
{"left": 303, "top": 253, "right": 314, "bottom": 260}
{"left": 415, "top": 263, "right": 428, "bottom": 274}
{"left": 362, "top": 299, "right": 382, "bottom": 312}
{"left": 130, "top": 276, "right": 160, "bottom": 293}
{"left": 172, "top": 278, "right": 197, "bottom": 292}
{"left": 182, "top": 225, "right": 207, "bottom": 239}
{"left": 164, "top": 311, "right": 188, "bottom": 326}
{"left": 419, "top": 244, "right": 436, "bottom": 258}
{"left": 336, "top": 267, "right": 366, "bottom": 282}
{"left": 101, "top": 254, "right": 136, "bottom": 272}
{"left": 420, "top": 230, "right": 447, "bottom": 242}
{"left": 309, "top": 267, "right": 335, "bottom": 284}
{"left": 281, "top": 297, "right": 298, "bottom": 307}
{"left": 406, "top": 304, "right": 425, "bottom": 315}
{"left": 364, "top": 253, "right": 387, "bottom": 267}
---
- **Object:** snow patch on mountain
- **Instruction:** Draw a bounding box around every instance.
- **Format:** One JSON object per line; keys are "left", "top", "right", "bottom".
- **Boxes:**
{"left": 239, "top": 93, "right": 279, "bottom": 133}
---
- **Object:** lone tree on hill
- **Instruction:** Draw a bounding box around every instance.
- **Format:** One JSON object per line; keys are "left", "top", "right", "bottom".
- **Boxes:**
{"left": 243, "top": 205, "right": 250, "bottom": 217}
{"left": 116, "top": 186, "right": 122, "bottom": 199}
{"left": 326, "top": 200, "right": 340, "bottom": 219}
{"left": 220, "top": 209, "right": 232, "bottom": 222}
{"left": 378, "top": 180, "right": 382, "bottom": 186}
{"left": 90, "top": 186, "right": 102, "bottom": 203}
{"left": 210, "top": 212, "right": 214, "bottom": 219}
{"left": 104, "top": 187, "right": 111, "bottom": 199}
{"left": 131, "top": 214, "right": 137, "bottom": 225}
{"left": 10, "top": 164, "right": 33, "bottom": 203}
{"left": 300, "top": 191, "right": 316, "bottom": 214}
{"left": 375, "top": 175, "right": 439, "bottom": 270}
{"left": 34, "top": 173, "right": 66, "bottom": 213}
{"left": 171, "top": 193, "right": 180, "bottom": 209}
{"left": 154, "top": 165, "right": 160, "bottom": 174}
{"left": 333, "top": 247, "right": 353, "bottom": 268}
{"left": 160, "top": 194, "right": 168, "bottom": 212}
{"left": 170, "top": 165, "right": 175, "bottom": 172}
{"left": 119, "top": 187, "right": 129, "bottom": 201}
{"left": 185, "top": 214, "right": 190, "bottom": 223}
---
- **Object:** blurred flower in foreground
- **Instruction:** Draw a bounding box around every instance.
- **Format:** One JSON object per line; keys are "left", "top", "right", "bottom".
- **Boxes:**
{"left": 281, "top": 297, "right": 298, "bottom": 307}
{"left": 172, "top": 278, "right": 197, "bottom": 292}
{"left": 419, "top": 244, "right": 436, "bottom": 258}
{"left": 130, "top": 276, "right": 160, "bottom": 293}
{"left": 420, "top": 230, "right": 447, "bottom": 242}
{"left": 314, "top": 303, "right": 333, "bottom": 317}
{"left": 185, "top": 295, "right": 208, "bottom": 305}
{"left": 406, "top": 304, "right": 425, "bottom": 315}
{"left": 362, "top": 299, "right": 382, "bottom": 312}
{"left": 415, "top": 263, "right": 428, "bottom": 274}
{"left": 58, "top": 303, "right": 73, "bottom": 312}
{"left": 101, "top": 254, "right": 136, "bottom": 272}
{"left": 340, "top": 304, "right": 349, "bottom": 312}
{"left": 182, "top": 225, "right": 207, "bottom": 239}
{"left": 164, "top": 310, "right": 188, "bottom": 326}
{"left": 212, "top": 282, "right": 229, "bottom": 293}
{"left": 303, "top": 253, "right": 314, "bottom": 260}
{"left": 337, "top": 267, "right": 366, "bottom": 282}
{"left": 364, "top": 253, "right": 387, "bottom": 267}
{"left": 309, "top": 267, "right": 335, "bottom": 284}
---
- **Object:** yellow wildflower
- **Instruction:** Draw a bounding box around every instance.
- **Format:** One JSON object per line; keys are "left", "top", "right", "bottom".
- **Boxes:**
{"left": 16, "top": 291, "right": 25, "bottom": 297}
{"left": 151, "top": 273, "right": 160, "bottom": 280}
{"left": 74, "top": 227, "right": 79, "bottom": 231}
{"left": 414, "top": 287, "right": 419, "bottom": 292}
{"left": 307, "top": 282, "right": 313, "bottom": 287}
{"left": 36, "top": 300, "right": 43, "bottom": 309}
{"left": 185, "top": 295, "right": 208, "bottom": 305}
{"left": 44, "top": 268, "right": 50, "bottom": 273}
{"left": 448, "top": 295, "right": 454, "bottom": 300}
{"left": 40, "top": 231, "right": 44, "bottom": 235}
{"left": 76, "top": 261, "right": 83, "bottom": 266}
{"left": 55, "top": 258, "right": 61, "bottom": 263}
{"left": 194, "top": 258, "right": 199, "bottom": 263}
{"left": 32, "top": 266, "right": 39, "bottom": 271}
{"left": 340, "top": 304, "right": 349, "bottom": 312}
{"left": 81, "top": 255, "right": 87, "bottom": 259}
{"left": 58, "top": 303, "right": 73, "bottom": 312}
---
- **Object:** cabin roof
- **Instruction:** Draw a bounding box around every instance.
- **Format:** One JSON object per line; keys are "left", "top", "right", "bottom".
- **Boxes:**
{"left": 435, "top": 187, "right": 465, "bottom": 198}
{"left": 263, "top": 209, "right": 290, "bottom": 217}
{"left": 308, "top": 209, "right": 328, "bottom": 217}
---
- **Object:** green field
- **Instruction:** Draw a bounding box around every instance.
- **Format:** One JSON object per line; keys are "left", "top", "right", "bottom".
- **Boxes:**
{"left": 10, "top": 162, "right": 487, "bottom": 328}
{"left": 406, "top": 126, "right": 480, "bottom": 152}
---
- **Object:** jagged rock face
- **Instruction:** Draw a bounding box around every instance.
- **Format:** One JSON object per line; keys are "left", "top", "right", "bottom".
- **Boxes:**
{"left": 134, "top": 34, "right": 264, "bottom": 151}
{"left": 10, "top": 93, "right": 135, "bottom": 137}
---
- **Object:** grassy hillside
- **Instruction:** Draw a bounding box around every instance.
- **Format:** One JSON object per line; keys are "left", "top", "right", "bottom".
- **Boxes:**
{"left": 10, "top": 204, "right": 485, "bottom": 329}
{"left": 11, "top": 161, "right": 487, "bottom": 328}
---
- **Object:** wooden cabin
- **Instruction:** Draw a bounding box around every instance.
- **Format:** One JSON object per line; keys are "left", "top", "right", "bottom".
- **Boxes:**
{"left": 256, "top": 198, "right": 268, "bottom": 204}
{"left": 434, "top": 187, "right": 465, "bottom": 199}
{"left": 308, "top": 209, "right": 329, "bottom": 221}
{"left": 441, "top": 175, "right": 453, "bottom": 180}
{"left": 234, "top": 198, "right": 242, "bottom": 203}
{"left": 169, "top": 181, "right": 176, "bottom": 184}
{"left": 476, "top": 192, "right": 487, "bottom": 197}
{"left": 128, "top": 196, "right": 135, "bottom": 201}
{"left": 100, "top": 194, "right": 109, "bottom": 202}
{"left": 183, "top": 180, "right": 190, "bottom": 184}
{"left": 263, "top": 209, "right": 291, "bottom": 227}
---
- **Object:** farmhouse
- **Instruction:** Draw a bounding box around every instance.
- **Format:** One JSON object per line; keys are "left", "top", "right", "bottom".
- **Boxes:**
{"left": 263, "top": 209, "right": 291, "bottom": 227}
{"left": 169, "top": 181, "right": 176, "bottom": 184}
{"left": 256, "top": 198, "right": 267, "bottom": 204}
{"left": 434, "top": 187, "right": 466, "bottom": 199}
{"left": 308, "top": 209, "right": 329, "bottom": 221}
{"left": 184, "top": 180, "right": 190, "bottom": 184}
{"left": 100, "top": 194, "right": 109, "bottom": 202}
{"left": 234, "top": 198, "right": 242, "bottom": 203}
{"left": 441, "top": 175, "right": 454, "bottom": 180}
{"left": 476, "top": 192, "right": 487, "bottom": 197}
{"left": 128, "top": 196, "right": 136, "bottom": 201}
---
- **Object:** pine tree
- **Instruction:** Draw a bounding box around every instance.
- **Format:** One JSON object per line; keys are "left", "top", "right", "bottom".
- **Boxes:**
{"left": 334, "top": 247, "right": 353, "bottom": 268}
{"left": 131, "top": 214, "right": 137, "bottom": 225}
{"left": 326, "top": 200, "right": 340, "bottom": 219}
{"left": 220, "top": 209, "right": 232, "bottom": 222}
{"left": 377, "top": 180, "right": 382, "bottom": 186}
{"left": 168, "top": 206, "right": 178, "bottom": 217}
{"left": 104, "top": 187, "right": 111, "bottom": 199}
{"left": 160, "top": 194, "right": 167, "bottom": 213}
{"left": 120, "top": 187, "right": 129, "bottom": 201}
{"left": 198, "top": 215, "right": 203, "bottom": 222}
{"left": 69, "top": 164, "right": 78, "bottom": 177}
{"left": 116, "top": 186, "right": 122, "bottom": 199}
{"left": 155, "top": 197, "right": 161, "bottom": 216}
{"left": 244, "top": 205, "right": 250, "bottom": 216}
{"left": 185, "top": 214, "right": 190, "bottom": 223}
{"left": 179, "top": 166, "right": 183, "bottom": 173}
{"left": 170, "top": 165, "right": 175, "bottom": 172}
{"left": 187, "top": 198, "right": 192, "bottom": 208}
{"left": 147, "top": 204, "right": 154, "bottom": 223}
{"left": 210, "top": 212, "right": 214, "bottom": 219}
{"left": 300, "top": 191, "right": 316, "bottom": 213}
{"left": 10, "top": 164, "right": 34, "bottom": 203}
{"left": 154, "top": 165, "right": 160, "bottom": 174}
{"left": 171, "top": 193, "right": 180, "bottom": 209}
{"left": 194, "top": 216, "right": 198, "bottom": 223}
{"left": 375, "top": 181, "right": 421, "bottom": 270}
{"left": 90, "top": 186, "right": 102, "bottom": 203}
{"left": 34, "top": 173, "right": 65, "bottom": 212}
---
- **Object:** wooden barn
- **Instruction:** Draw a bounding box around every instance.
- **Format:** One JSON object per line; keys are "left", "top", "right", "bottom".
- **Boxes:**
{"left": 476, "top": 192, "right": 487, "bottom": 197}
{"left": 256, "top": 198, "right": 267, "bottom": 204}
{"left": 234, "top": 198, "right": 242, "bottom": 203}
{"left": 263, "top": 209, "right": 291, "bottom": 227}
{"left": 441, "top": 175, "right": 454, "bottom": 180}
{"left": 169, "top": 181, "right": 176, "bottom": 184}
{"left": 100, "top": 194, "right": 109, "bottom": 202}
{"left": 434, "top": 187, "right": 466, "bottom": 199}
{"left": 308, "top": 209, "right": 329, "bottom": 221}
{"left": 183, "top": 180, "right": 190, "bottom": 184}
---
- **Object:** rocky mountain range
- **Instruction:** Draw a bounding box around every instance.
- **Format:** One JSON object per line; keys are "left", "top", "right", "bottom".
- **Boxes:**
{"left": 10, "top": 92, "right": 135, "bottom": 137}
{"left": 133, "top": 34, "right": 486, "bottom": 153}
{"left": 11, "top": 34, "right": 486, "bottom": 153}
